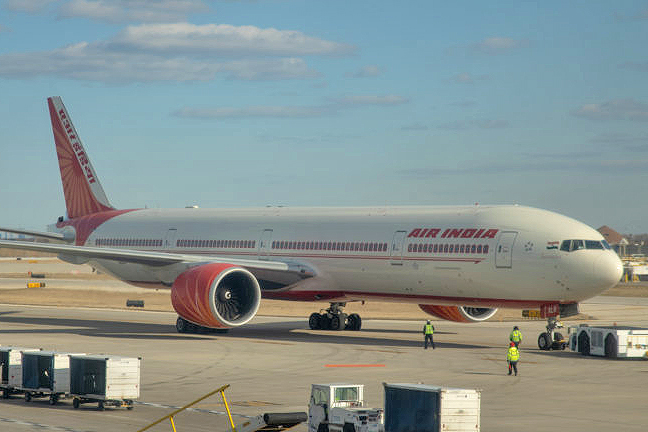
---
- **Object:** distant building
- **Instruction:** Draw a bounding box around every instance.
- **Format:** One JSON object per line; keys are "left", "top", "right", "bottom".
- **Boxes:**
{"left": 598, "top": 225, "right": 629, "bottom": 256}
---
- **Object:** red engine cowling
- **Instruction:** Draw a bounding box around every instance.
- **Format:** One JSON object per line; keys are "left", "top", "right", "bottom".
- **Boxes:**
{"left": 419, "top": 305, "right": 498, "bottom": 322}
{"left": 171, "top": 263, "right": 261, "bottom": 328}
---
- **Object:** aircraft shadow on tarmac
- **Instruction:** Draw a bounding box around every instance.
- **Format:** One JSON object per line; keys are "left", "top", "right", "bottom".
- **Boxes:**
{"left": 0, "top": 312, "right": 485, "bottom": 349}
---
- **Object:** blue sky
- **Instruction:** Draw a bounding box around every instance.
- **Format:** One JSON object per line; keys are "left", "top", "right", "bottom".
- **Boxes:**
{"left": 0, "top": 0, "right": 647, "bottom": 234}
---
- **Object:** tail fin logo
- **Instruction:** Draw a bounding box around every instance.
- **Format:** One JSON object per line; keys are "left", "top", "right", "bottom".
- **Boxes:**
{"left": 48, "top": 96, "right": 115, "bottom": 219}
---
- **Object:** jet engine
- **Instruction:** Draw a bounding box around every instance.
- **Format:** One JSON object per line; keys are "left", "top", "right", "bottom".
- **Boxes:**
{"left": 171, "top": 263, "right": 261, "bottom": 328}
{"left": 419, "top": 305, "right": 498, "bottom": 322}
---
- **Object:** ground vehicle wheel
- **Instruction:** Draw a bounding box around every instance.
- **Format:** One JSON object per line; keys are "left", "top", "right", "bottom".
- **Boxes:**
{"left": 98, "top": 400, "right": 105, "bottom": 411}
{"left": 309, "top": 313, "right": 321, "bottom": 330}
{"left": 317, "top": 423, "right": 329, "bottom": 432}
{"left": 2, "top": 388, "right": 9, "bottom": 399}
{"left": 578, "top": 331, "right": 590, "bottom": 356}
{"left": 537, "top": 332, "right": 552, "bottom": 350}
{"left": 330, "top": 314, "right": 341, "bottom": 331}
{"left": 605, "top": 334, "right": 618, "bottom": 358}
{"left": 126, "top": 400, "right": 134, "bottom": 411}
{"left": 343, "top": 423, "right": 356, "bottom": 432}
{"left": 176, "top": 317, "right": 188, "bottom": 333}
{"left": 49, "top": 394, "right": 58, "bottom": 405}
{"left": 24, "top": 392, "right": 31, "bottom": 402}
{"left": 73, "top": 398, "right": 80, "bottom": 409}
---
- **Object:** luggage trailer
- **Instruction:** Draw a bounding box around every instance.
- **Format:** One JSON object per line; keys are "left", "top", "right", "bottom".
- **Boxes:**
{"left": 20, "top": 351, "right": 84, "bottom": 405}
{"left": 0, "top": 347, "right": 41, "bottom": 399}
{"left": 69, "top": 354, "right": 140, "bottom": 410}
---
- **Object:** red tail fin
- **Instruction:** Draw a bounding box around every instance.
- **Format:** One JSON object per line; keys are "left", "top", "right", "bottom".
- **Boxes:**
{"left": 48, "top": 97, "right": 115, "bottom": 219}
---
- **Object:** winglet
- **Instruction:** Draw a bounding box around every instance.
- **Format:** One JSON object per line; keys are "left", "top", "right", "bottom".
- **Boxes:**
{"left": 48, "top": 96, "right": 115, "bottom": 219}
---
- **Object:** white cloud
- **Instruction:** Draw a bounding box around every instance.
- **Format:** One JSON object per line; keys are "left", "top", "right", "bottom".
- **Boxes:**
{"left": 174, "top": 93, "right": 409, "bottom": 119}
{"left": 573, "top": 99, "right": 648, "bottom": 122}
{"left": 348, "top": 65, "right": 381, "bottom": 78}
{"left": 108, "top": 23, "right": 354, "bottom": 56}
{"left": 467, "top": 37, "right": 528, "bottom": 55}
{"left": 438, "top": 119, "right": 508, "bottom": 130}
{"left": 333, "top": 95, "right": 408, "bottom": 106}
{"left": 3, "top": 0, "right": 55, "bottom": 13}
{"left": 0, "top": 23, "right": 351, "bottom": 82}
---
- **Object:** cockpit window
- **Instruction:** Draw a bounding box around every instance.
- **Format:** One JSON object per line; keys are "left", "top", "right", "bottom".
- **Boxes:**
{"left": 560, "top": 239, "right": 608, "bottom": 252}
{"left": 585, "top": 240, "right": 604, "bottom": 250}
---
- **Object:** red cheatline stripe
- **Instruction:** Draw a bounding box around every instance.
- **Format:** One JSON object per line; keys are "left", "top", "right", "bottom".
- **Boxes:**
{"left": 324, "top": 364, "right": 386, "bottom": 368}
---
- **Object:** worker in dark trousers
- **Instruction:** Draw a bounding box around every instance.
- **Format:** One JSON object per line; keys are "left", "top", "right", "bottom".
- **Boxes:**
{"left": 507, "top": 342, "right": 519, "bottom": 376}
{"left": 423, "top": 320, "right": 435, "bottom": 349}
{"left": 509, "top": 326, "right": 522, "bottom": 347}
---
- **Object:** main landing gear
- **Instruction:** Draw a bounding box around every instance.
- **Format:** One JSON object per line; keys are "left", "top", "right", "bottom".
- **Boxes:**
{"left": 308, "top": 302, "right": 362, "bottom": 331}
{"left": 175, "top": 317, "right": 229, "bottom": 334}
{"left": 537, "top": 317, "right": 567, "bottom": 350}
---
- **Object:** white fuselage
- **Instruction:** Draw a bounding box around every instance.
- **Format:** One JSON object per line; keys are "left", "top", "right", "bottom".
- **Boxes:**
{"left": 78, "top": 204, "right": 622, "bottom": 308}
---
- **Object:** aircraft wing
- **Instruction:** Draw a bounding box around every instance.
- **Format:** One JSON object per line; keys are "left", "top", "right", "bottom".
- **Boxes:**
{"left": 0, "top": 227, "right": 68, "bottom": 242}
{"left": 0, "top": 239, "right": 299, "bottom": 273}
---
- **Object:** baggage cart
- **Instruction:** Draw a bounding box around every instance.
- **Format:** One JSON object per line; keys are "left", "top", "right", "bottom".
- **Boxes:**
{"left": 0, "top": 347, "right": 41, "bottom": 398}
{"left": 69, "top": 354, "right": 140, "bottom": 410}
{"left": 20, "top": 351, "right": 82, "bottom": 405}
{"left": 383, "top": 383, "right": 480, "bottom": 432}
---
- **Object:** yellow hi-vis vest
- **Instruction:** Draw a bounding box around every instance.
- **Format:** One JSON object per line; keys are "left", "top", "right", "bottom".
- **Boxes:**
{"left": 507, "top": 346, "right": 520, "bottom": 362}
{"left": 510, "top": 330, "right": 522, "bottom": 342}
{"left": 424, "top": 324, "right": 434, "bottom": 335}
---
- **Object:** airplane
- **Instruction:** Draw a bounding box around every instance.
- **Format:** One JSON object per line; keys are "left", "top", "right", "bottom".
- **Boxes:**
{"left": 0, "top": 96, "right": 623, "bottom": 349}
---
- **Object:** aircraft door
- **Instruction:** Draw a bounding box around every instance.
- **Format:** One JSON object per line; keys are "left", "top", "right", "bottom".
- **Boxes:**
{"left": 495, "top": 231, "right": 517, "bottom": 268}
{"left": 390, "top": 230, "right": 407, "bottom": 265}
{"left": 258, "top": 229, "right": 273, "bottom": 260}
{"left": 164, "top": 228, "right": 177, "bottom": 250}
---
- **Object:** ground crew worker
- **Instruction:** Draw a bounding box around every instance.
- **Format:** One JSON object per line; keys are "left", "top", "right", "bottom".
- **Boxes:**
{"left": 423, "top": 320, "right": 435, "bottom": 349}
{"left": 509, "top": 325, "right": 522, "bottom": 347}
{"left": 507, "top": 342, "right": 519, "bottom": 376}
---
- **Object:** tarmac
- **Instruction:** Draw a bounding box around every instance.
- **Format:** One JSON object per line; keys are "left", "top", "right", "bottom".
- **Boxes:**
{"left": 1, "top": 258, "right": 648, "bottom": 431}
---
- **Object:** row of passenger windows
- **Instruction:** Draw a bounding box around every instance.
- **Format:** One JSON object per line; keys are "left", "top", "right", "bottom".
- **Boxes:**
{"left": 272, "top": 240, "right": 389, "bottom": 252}
{"left": 95, "top": 238, "right": 162, "bottom": 247}
{"left": 408, "top": 243, "right": 490, "bottom": 254}
{"left": 560, "top": 239, "right": 611, "bottom": 252}
{"left": 176, "top": 239, "right": 256, "bottom": 249}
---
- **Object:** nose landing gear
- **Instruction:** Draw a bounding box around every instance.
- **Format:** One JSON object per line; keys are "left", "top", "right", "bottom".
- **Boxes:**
{"left": 538, "top": 317, "right": 567, "bottom": 350}
{"left": 308, "top": 302, "right": 362, "bottom": 331}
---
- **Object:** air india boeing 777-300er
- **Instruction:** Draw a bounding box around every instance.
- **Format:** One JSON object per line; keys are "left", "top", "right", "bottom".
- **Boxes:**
{"left": 0, "top": 97, "right": 623, "bottom": 349}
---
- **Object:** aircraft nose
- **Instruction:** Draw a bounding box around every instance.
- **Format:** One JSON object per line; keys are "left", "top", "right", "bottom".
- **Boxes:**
{"left": 593, "top": 253, "right": 623, "bottom": 289}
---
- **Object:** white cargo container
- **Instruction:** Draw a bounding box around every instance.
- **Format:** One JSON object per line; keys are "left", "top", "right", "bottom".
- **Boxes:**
{"left": 20, "top": 351, "right": 83, "bottom": 405}
{"left": 69, "top": 355, "right": 140, "bottom": 410}
{"left": 0, "top": 347, "right": 41, "bottom": 398}
{"left": 383, "top": 383, "right": 480, "bottom": 432}
{"left": 569, "top": 325, "right": 648, "bottom": 358}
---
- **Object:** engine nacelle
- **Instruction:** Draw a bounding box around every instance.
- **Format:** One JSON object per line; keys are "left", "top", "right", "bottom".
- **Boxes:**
{"left": 171, "top": 263, "right": 261, "bottom": 328}
{"left": 419, "top": 305, "right": 498, "bottom": 322}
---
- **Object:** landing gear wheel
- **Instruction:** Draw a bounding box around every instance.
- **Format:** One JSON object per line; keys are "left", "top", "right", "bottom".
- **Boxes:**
{"left": 578, "top": 331, "right": 590, "bottom": 356}
{"left": 73, "top": 398, "right": 80, "bottom": 409}
{"left": 49, "top": 394, "right": 58, "bottom": 405}
{"left": 317, "top": 423, "right": 329, "bottom": 432}
{"left": 24, "top": 392, "right": 31, "bottom": 402}
{"left": 349, "top": 313, "right": 361, "bottom": 330}
{"left": 309, "top": 313, "right": 321, "bottom": 330}
{"left": 176, "top": 317, "right": 188, "bottom": 333}
{"left": 319, "top": 313, "right": 331, "bottom": 330}
{"left": 343, "top": 423, "right": 356, "bottom": 432}
{"left": 330, "top": 314, "right": 341, "bottom": 331}
{"left": 605, "top": 334, "right": 618, "bottom": 358}
{"left": 538, "top": 332, "right": 552, "bottom": 350}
